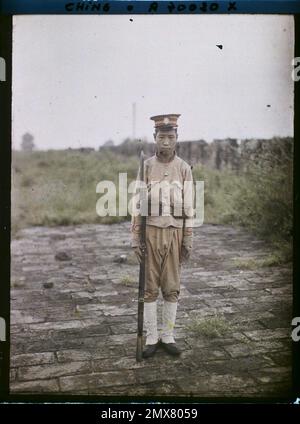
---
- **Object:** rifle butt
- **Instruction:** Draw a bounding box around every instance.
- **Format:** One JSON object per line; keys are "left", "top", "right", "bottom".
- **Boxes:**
{"left": 136, "top": 335, "right": 143, "bottom": 362}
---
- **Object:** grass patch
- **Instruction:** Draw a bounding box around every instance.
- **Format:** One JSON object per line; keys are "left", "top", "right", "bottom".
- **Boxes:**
{"left": 11, "top": 280, "right": 25, "bottom": 289}
{"left": 233, "top": 245, "right": 292, "bottom": 270}
{"left": 120, "top": 275, "right": 136, "bottom": 286}
{"left": 232, "top": 258, "right": 260, "bottom": 270}
{"left": 11, "top": 149, "right": 139, "bottom": 236}
{"left": 185, "top": 313, "right": 235, "bottom": 338}
{"left": 74, "top": 306, "right": 81, "bottom": 317}
{"left": 126, "top": 253, "right": 139, "bottom": 265}
{"left": 193, "top": 139, "right": 293, "bottom": 243}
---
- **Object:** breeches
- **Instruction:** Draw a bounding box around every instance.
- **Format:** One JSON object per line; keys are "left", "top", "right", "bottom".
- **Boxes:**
{"left": 144, "top": 225, "right": 183, "bottom": 303}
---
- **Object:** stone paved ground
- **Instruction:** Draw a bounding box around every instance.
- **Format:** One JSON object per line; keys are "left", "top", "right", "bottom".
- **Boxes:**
{"left": 10, "top": 223, "right": 292, "bottom": 397}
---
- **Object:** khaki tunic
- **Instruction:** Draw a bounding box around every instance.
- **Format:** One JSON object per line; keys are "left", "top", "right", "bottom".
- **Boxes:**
{"left": 131, "top": 152, "right": 194, "bottom": 303}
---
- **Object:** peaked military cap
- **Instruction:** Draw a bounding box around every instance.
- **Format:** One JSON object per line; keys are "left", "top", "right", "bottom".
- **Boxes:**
{"left": 150, "top": 114, "right": 181, "bottom": 129}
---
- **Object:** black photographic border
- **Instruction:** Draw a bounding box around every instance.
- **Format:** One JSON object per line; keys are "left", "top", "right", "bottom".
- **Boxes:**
{"left": 0, "top": 1, "right": 299, "bottom": 412}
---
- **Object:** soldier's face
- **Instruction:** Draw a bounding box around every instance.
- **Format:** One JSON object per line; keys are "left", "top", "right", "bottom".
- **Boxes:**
{"left": 154, "top": 129, "right": 177, "bottom": 155}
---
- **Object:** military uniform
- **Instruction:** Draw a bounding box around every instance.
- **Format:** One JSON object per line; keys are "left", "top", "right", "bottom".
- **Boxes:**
{"left": 131, "top": 114, "right": 194, "bottom": 356}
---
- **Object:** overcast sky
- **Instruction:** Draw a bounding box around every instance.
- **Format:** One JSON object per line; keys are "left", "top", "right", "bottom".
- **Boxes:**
{"left": 12, "top": 14, "right": 294, "bottom": 150}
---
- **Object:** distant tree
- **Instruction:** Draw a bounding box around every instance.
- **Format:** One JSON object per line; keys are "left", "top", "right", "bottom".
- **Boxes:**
{"left": 122, "top": 137, "right": 133, "bottom": 145}
{"left": 103, "top": 139, "right": 114, "bottom": 147}
{"left": 21, "top": 133, "right": 35, "bottom": 152}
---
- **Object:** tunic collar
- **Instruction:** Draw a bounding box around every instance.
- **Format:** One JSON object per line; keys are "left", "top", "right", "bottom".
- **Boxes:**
{"left": 155, "top": 150, "right": 177, "bottom": 164}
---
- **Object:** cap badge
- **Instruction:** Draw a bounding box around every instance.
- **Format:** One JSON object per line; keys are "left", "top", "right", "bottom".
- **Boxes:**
{"left": 150, "top": 113, "right": 181, "bottom": 129}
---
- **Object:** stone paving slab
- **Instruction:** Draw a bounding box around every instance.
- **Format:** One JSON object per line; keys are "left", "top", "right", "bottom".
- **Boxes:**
{"left": 10, "top": 222, "right": 292, "bottom": 397}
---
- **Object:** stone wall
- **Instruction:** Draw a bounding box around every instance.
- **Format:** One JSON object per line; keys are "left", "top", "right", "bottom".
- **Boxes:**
{"left": 100, "top": 137, "right": 293, "bottom": 171}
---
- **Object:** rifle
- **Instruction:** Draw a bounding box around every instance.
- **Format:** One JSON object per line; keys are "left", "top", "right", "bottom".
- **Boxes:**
{"left": 136, "top": 150, "right": 147, "bottom": 362}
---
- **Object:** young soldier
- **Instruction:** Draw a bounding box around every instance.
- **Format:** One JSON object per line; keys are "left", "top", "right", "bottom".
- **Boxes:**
{"left": 131, "top": 114, "right": 194, "bottom": 358}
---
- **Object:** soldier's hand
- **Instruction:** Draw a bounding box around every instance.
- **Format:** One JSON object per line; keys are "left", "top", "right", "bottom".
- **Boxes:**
{"left": 181, "top": 245, "right": 191, "bottom": 263}
{"left": 181, "top": 229, "right": 193, "bottom": 263}
{"left": 132, "top": 246, "right": 142, "bottom": 264}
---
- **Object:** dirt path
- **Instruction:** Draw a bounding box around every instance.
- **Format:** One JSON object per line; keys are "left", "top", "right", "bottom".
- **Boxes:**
{"left": 10, "top": 222, "right": 292, "bottom": 397}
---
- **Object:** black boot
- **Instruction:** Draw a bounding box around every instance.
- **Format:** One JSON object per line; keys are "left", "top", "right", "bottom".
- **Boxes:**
{"left": 142, "top": 342, "right": 159, "bottom": 359}
{"left": 160, "top": 342, "right": 181, "bottom": 356}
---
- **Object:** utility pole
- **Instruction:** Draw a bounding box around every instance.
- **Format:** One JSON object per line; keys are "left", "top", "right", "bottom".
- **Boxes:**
{"left": 132, "top": 102, "right": 136, "bottom": 141}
